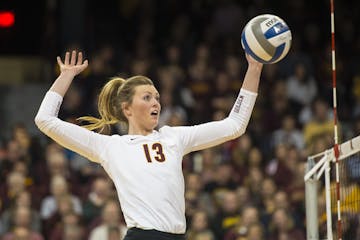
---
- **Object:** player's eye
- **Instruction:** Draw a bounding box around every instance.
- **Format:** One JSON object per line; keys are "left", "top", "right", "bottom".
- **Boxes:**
{"left": 143, "top": 95, "right": 151, "bottom": 101}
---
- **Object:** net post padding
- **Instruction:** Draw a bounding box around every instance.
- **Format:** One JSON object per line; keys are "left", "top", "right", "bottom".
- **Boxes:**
{"left": 305, "top": 158, "right": 319, "bottom": 240}
{"left": 324, "top": 159, "right": 333, "bottom": 240}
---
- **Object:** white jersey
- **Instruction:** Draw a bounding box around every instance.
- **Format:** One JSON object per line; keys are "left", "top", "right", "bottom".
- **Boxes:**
{"left": 35, "top": 89, "right": 257, "bottom": 234}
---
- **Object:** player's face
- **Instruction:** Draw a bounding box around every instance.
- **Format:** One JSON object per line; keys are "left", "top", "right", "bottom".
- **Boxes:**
{"left": 126, "top": 84, "right": 161, "bottom": 134}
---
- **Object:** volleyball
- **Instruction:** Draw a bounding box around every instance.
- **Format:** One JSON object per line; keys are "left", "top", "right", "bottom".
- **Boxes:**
{"left": 241, "top": 14, "right": 292, "bottom": 64}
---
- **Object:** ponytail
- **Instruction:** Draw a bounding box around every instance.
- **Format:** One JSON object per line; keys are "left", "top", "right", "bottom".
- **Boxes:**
{"left": 78, "top": 77, "right": 126, "bottom": 131}
{"left": 78, "top": 75, "right": 154, "bottom": 132}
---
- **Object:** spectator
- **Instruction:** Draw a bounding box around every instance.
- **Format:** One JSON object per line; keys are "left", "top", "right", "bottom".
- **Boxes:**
{"left": 62, "top": 224, "right": 84, "bottom": 240}
{"left": 40, "top": 175, "right": 82, "bottom": 220}
{"left": 246, "top": 223, "right": 265, "bottom": 240}
{"left": 211, "top": 190, "right": 241, "bottom": 239}
{"left": 268, "top": 208, "right": 305, "bottom": 240}
{"left": 287, "top": 162, "right": 306, "bottom": 219}
{"left": 82, "top": 176, "right": 114, "bottom": 225}
{"left": 2, "top": 226, "right": 44, "bottom": 240}
{"left": 49, "top": 211, "right": 83, "bottom": 240}
{"left": 247, "top": 147, "right": 263, "bottom": 169}
{"left": 88, "top": 199, "right": 127, "bottom": 240}
{"left": 158, "top": 89, "right": 187, "bottom": 127}
{"left": 0, "top": 171, "right": 26, "bottom": 212}
{"left": 262, "top": 80, "right": 290, "bottom": 133}
{"left": 271, "top": 113, "right": 305, "bottom": 150}
{"left": 193, "top": 231, "right": 215, "bottom": 240}
{"left": 204, "top": 163, "right": 238, "bottom": 195}
{"left": 184, "top": 173, "right": 215, "bottom": 221}
{"left": 243, "top": 168, "right": 264, "bottom": 205}
{"left": 286, "top": 62, "right": 317, "bottom": 108}
{"left": 43, "top": 193, "right": 80, "bottom": 238}
{"left": 10, "top": 124, "right": 33, "bottom": 163}
{"left": 157, "top": 65, "right": 192, "bottom": 111}
{"left": 194, "top": 148, "right": 219, "bottom": 184}
{"left": 186, "top": 210, "right": 215, "bottom": 240}
{"left": 0, "top": 141, "right": 24, "bottom": 183}
{"left": 265, "top": 144, "right": 293, "bottom": 190}
{"left": 235, "top": 186, "right": 251, "bottom": 210}
{"left": 224, "top": 55, "right": 244, "bottom": 88}
{"left": 259, "top": 178, "right": 277, "bottom": 222}
{"left": 224, "top": 206, "right": 260, "bottom": 240}
{"left": 211, "top": 72, "right": 235, "bottom": 113}
{"left": 231, "top": 134, "right": 253, "bottom": 183}
{"left": 2, "top": 206, "right": 44, "bottom": 240}
{"left": 303, "top": 98, "right": 334, "bottom": 147}
{"left": 273, "top": 191, "right": 303, "bottom": 229}
{"left": 0, "top": 190, "right": 41, "bottom": 236}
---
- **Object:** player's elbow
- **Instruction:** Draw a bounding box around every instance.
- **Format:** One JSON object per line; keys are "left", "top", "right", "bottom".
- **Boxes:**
{"left": 34, "top": 113, "right": 52, "bottom": 133}
{"left": 34, "top": 113, "right": 44, "bottom": 129}
{"left": 231, "top": 126, "right": 247, "bottom": 140}
{"left": 226, "top": 118, "right": 247, "bottom": 140}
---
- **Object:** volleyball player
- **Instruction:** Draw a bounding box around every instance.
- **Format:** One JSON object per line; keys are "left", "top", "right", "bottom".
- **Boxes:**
{"left": 35, "top": 50, "right": 263, "bottom": 240}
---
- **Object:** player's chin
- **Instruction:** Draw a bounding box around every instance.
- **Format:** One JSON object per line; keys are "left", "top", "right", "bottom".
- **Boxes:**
{"left": 149, "top": 118, "right": 159, "bottom": 128}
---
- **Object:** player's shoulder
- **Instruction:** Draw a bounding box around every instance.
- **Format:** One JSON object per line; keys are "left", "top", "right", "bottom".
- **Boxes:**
{"left": 158, "top": 125, "right": 183, "bottom": 139}
{"left": 157, "top": 126, "right": 182, "bottom": 147}
{"left": 158, "top": 125, "right": 176, "bottom": 135}
{"left": 107, "top": 134, "right": 129, "bottom": 142}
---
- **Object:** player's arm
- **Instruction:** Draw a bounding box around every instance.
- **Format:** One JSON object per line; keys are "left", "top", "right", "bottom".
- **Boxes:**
{"left": 241, "top": 53, "right": 263, "bottom": 92}
{"left": 35, "top": 51, "right": 110, "bottom": 163}
{"left": 173, "top": 54, "right": 262, "bottom": 154}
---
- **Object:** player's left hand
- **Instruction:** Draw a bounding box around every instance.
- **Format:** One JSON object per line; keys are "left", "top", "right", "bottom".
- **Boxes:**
{"left": 245, "top": 53, "right": 263, "bottom": 68}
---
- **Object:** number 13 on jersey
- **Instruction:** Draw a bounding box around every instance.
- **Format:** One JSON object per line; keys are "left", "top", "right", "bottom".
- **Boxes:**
{"left": 142, "top": 143, "right": 166, "bottom": 163}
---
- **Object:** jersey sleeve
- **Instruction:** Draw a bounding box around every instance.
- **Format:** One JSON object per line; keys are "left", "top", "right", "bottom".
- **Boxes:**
{"left": 34, "top": 91, "right": 110, "bottom": 163}
{"left": 171, "top": 89, "right": 257, "bottom": 155}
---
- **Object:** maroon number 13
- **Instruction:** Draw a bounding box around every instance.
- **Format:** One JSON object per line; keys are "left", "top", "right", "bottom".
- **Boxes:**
{"left": 142, "top": 143, "right": 166, "bottom": 163}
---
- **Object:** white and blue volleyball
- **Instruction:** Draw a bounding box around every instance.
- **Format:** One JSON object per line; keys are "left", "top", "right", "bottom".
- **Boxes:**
{"left": 241, "top": 14, "right": 292, "bottom": 64}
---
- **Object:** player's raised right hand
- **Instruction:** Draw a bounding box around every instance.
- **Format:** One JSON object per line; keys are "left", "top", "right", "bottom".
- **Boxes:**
{"left": 57, "top": 50, "right": 88, "bottom": 77}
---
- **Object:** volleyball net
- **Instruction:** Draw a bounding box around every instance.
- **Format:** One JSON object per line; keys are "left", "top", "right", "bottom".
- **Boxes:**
{"left": 304, "top": 135, "right": 360, "bottom": 240}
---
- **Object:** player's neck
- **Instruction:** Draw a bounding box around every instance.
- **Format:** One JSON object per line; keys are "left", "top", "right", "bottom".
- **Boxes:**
{"left": 128, "top": 125, "right": 153, "bottom": 136}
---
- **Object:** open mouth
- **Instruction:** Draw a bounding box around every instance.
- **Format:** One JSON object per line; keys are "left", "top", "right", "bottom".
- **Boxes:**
{"left": 151, "top": 110, "right": 159, "bottom": 116}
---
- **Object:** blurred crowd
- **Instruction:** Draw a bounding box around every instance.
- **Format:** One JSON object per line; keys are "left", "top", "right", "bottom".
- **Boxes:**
{"left": 1, "top": 0, "right": 360, "bottom": 239}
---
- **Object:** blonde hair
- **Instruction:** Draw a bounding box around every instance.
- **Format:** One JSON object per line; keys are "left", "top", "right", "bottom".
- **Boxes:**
{"left": 78, "top": 75, "right": 154, "bottom": 132}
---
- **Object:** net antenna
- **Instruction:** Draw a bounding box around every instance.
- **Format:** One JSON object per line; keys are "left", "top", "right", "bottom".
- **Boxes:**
{"left": 330, "top": 0, "right": 342, "bottom": 238}
{"left": 304, "top": 0, "right": 344, "bottom": 239}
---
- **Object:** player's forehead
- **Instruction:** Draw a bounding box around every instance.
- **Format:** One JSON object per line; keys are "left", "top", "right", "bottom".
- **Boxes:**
{"left": 134, "top": 84, "right": 159, "bottom": 96}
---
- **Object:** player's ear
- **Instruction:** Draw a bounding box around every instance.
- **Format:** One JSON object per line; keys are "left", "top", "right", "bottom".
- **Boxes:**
{"left": 122, "top": 102, "right": 132, "bottom": 117}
